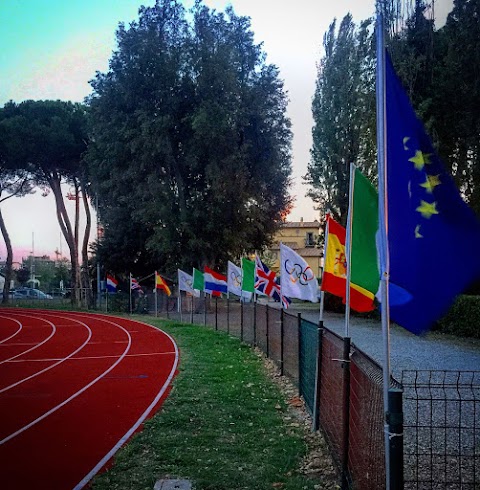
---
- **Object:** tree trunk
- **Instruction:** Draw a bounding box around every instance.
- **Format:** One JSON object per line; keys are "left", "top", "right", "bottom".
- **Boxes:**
{"left": 48, "top": 174, "right": 79, "bottom": 306}
{"left": 81, "top": 182, "right": 94, "bottom": 308}
{"left": 0, "top": 207, "right": 13, "bottom": 304}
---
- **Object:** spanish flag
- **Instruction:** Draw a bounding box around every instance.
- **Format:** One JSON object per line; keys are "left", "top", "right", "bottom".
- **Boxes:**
{"left": 322, "top": 214, "right": 377, "bottom": 313}
{"left": 322, "top": 215, "right": 347, "bottom": 298}
{"left": 155, "top": 271, "right": 171, "bottom": 296}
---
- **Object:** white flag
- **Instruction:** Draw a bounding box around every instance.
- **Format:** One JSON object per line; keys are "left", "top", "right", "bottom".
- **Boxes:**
{"left": 178, "top": 269, "right": 199, "bottom": 297}
{"left": 280, "top": 243, "right": 318, "bottom": 302}
{"left": 227, "top": 261, "right": 243, "bottom": 297}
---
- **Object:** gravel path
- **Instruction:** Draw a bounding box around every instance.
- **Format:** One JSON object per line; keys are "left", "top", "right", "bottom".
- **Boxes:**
{"left": 292, "top": 307, "right": 480, "bottom": 380}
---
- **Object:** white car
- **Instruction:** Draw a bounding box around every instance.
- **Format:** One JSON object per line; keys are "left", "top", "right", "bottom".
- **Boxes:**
{"left": 14, "top": 288, "right": 53, "bottom": 299}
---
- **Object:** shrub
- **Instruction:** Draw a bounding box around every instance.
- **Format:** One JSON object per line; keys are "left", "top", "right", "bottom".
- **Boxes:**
{"left": 436, "top": 295, "right": 480, "bottom": 339}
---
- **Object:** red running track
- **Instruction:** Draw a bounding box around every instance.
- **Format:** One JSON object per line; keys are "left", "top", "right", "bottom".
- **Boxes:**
{"left": 0, "top": 309, "right": 179, "bottom": 490}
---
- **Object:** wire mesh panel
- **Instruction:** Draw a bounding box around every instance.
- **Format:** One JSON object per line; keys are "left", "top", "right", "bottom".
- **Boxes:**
{"left": 242, "top": 302, "right": 255, "bottom": 345}
{"left": 319, "top": 328, "right": 346, "bottom": 464}
{"left": 283, "top": 312, "right": 299, "bottom": 384}
{"left": 228, "top": 300, "right": 242, "bottom": 338}
{"left": 299, "top": 318, "right": 318, "bottom": 414}
{"left": 255, "top": 304, "right": 268, "bottom": 355}
{"left": 215, "top": 298, "right": 229, "bottom": 333}
{"left": 402, "top": 370, "right": 480, "bottom": 490}
{"left": 268, "top": 307, "right": 282, "bottom": 369}
{"left": 348, "top": 348, "right": 386, "bottom": 490}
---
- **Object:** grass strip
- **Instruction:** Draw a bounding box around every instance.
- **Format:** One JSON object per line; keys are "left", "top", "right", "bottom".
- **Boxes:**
{"left": 92, "top": 319, "right": 320, "bottom": 490}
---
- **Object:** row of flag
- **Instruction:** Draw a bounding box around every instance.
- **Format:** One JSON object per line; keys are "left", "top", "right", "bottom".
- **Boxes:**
{"left": 177, "top": 247, "right": 319, "bottom": 309}
{"left": 105, "top": 242, "right": 320, "bottom": 311}
{"left": 106, "top": 272, "right": 171, "bottom": 296}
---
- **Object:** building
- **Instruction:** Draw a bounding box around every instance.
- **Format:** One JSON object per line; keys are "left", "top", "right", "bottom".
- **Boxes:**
{"left": 268, "top": 218, "right": 323, "bottom": 278}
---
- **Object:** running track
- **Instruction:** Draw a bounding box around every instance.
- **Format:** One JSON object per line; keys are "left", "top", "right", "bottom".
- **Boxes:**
{"left": 0, "top": 308, "right": 179, "bottom": 489}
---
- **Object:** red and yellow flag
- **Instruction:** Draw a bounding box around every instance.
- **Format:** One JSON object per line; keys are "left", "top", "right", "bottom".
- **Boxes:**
{"left": 322, "top": 214, "right": 376, "bottom": 313}
{"left": 155, "top": 272, "right": 171, "bottom": 296}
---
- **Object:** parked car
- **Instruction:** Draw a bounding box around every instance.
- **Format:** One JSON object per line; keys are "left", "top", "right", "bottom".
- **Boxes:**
{"left": 8, "top": 290, "right": 27, "bottom": 299}
{"left": 13, "top": 288, "right": 53, "bottom": 300}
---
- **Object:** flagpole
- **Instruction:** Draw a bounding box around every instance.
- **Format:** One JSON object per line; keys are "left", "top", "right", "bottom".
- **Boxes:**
{"left": 344, "top": 163, "right": 355, "bottom": 338}
{"left": 279, "top": 242, "right": 285, "bottom": 311}
{"left": 129, "top": 273, "right": 133, "bottom": 314}
{"left": 319, "top": 213, "right": 329, "bottom": 325}
{"left": 376, "top": 3, "right": 395, "bottom": 489}
{"left": 155, "top": 271, "right": 158, "bottom": 318}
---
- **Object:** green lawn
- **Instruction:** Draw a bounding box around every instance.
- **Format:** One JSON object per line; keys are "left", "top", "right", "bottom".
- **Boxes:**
{"left": 92, "top": 319, "right": 330, "bottom": 490}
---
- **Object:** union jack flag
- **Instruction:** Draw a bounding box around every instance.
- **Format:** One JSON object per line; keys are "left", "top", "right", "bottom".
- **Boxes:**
{"left": 255, "top": 257, "right": 291, "bottom": 309}
{"left": 130, "top": 275, "right": 142, "bottom": 291}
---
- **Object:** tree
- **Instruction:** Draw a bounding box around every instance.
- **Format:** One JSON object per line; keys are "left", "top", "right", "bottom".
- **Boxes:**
{"left": 87, "top": 0, "right": 292, "bottom": 275}
{"left": 0, "top": 100, "right": 91, "bottom": 305}
{"left": 0, "top": 169, "right": 34, "bottom": 303}
{"left": 305, "top": 15, "right": 375, "bottom": 224}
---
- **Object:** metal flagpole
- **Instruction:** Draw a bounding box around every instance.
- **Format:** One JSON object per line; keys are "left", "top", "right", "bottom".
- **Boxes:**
{"left": 155, "top": 287, "right": 158, "bottom": 318}
{"left": 344, "top": 163, "right": 356, "bottom": 338}
{"left": 129, "top": 273, "right": 133, "bottom": 315}
{"left": 319, "top": 211, "right": 330, "bottom": 325}
{"left": 375, "top": 3, "right": 397, "bottom": 489}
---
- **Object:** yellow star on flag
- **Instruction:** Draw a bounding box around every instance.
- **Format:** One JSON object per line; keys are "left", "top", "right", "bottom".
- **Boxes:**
{"left": 420, "top": 174, "right": 441, "bottom": 193}
{"left": 416, "top": 200, "right": 439, "bottom": 219}
{"left": 409, "top": 150, "right": 432, "bottom": 170}
{"left": 415, "top": 225, "right": 423, "bottom": 238}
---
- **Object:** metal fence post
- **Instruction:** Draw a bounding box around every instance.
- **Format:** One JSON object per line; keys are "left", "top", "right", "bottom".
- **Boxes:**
{"left": 190, "top": 295, "right": 194, "bottom": 324}
{"left": 297, "top": 313, "right": 302, "bottom": 398}
{"left": 266, "top": 304, "right": 270, "bottom": 358}
{"left": 253, "top": 300, "right": 257, "bottom": 346}
{"left": 227, "top": 295, "right": 230, "bottom": 334}
{"left": 241, "top": 299, "right": 244, "bottom": 341}
{"left": 341, "top": 336, "right": 351, "bottom": 490}
{"left": 312, "top": 320, "right": 323, "bottom": 432}
{"left": 280, "top": 308, "right": 284, "bottom": 376}
{"left": 204, "top": 294, "right": 207, "bottom": 326}
{"left": 387, "top": 388, "right": 404, "bottom": 490}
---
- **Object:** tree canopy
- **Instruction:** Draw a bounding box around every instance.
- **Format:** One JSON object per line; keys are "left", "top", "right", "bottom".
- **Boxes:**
{"left": 0, "top": 100, "right": 90, "bottom": 304}
{"left": 87, "top": 0, "right": 292, "bottom": 276}
{"left": 306, "top": 0, "right": 480, "bottom": 224}
{"left": 305, "top": 15, "right": 375, "bottom": 224}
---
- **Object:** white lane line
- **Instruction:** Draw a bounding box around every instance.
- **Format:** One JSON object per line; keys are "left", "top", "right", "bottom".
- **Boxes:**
{"left": 74, "top": 318, "right": 179, "bottom": 490}
{"left": 0, "top": 316, "right": 56, "bottom": 366}
{"left": 0, "top": 317, "right": 22, "bottom": 344}
{"left": 8, "top": 351, "right": 177, "bottom": 362}
{"left": 0, "top": 319, "right": 92, "bottom": 394}
{"left": 0, "top": 314, "right": 132, "bottom": 446}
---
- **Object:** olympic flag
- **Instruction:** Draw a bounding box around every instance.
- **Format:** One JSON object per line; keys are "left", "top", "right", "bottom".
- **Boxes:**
{"left": 280, "top": 243, "right": 318, "bottom": 302}
{"left": 227, "top": 261, "right": 243, "bottom": 297}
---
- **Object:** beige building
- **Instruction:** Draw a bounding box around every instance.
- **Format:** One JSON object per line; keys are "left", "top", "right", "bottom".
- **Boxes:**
{"left": 268, "top": 219, "right": 323, "bottom": 278}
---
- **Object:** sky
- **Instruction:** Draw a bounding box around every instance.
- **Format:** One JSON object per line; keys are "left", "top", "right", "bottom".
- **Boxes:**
{"left": 0, "top": 0, "right": 453, "bottom": 262}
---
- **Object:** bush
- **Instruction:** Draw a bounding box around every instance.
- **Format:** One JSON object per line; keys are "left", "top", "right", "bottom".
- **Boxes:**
{"left": 436, "top": 295, "right": 480, "bottom": 339}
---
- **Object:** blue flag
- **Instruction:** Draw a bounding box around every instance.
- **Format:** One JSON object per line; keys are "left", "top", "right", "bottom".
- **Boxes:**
{"left": 383, "top": 52, "right": 480, "bottom": 334}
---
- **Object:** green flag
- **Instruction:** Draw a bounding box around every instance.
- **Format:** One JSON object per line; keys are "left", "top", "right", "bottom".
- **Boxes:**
{"left": 193, "top": 268, "right": 204, "bottom": 291}
{"left": 349, "top": 168, "right": 380, "bottom": 311}
{"left": 241, "top": 258, "right": 255, "bottom": 293}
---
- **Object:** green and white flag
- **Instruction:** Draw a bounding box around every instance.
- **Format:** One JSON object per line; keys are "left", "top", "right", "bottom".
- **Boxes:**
{"left": 192, "top": 268, "right": 204, "bottom": 292}
{"left": 241, "top": 258, "right": 255, "bottom": 293}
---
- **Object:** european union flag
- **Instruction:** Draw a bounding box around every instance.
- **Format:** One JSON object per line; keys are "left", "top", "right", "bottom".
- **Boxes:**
{"left": 384, "top": 52, "right": 480, "bottom": 335}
